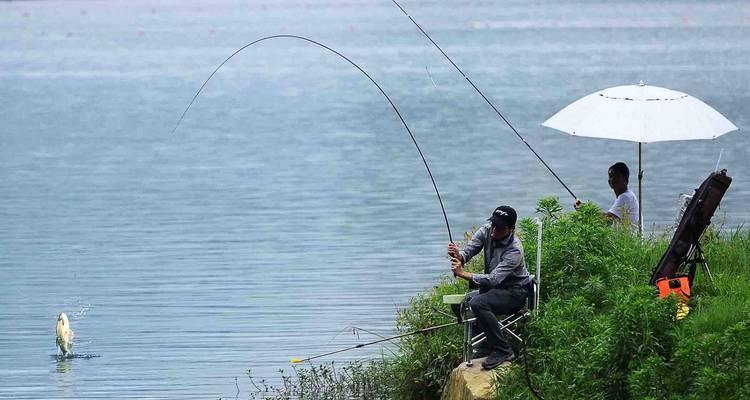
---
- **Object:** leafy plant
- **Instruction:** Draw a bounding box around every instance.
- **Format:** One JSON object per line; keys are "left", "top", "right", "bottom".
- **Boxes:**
{"left": 247, "top": 360, "right": 395, "bottom": 400}
{"left": 535, "top": 196, "right": 563, "bottom": 224}
{"left": 497, "top": 199, "right": 750, "bottom": 400}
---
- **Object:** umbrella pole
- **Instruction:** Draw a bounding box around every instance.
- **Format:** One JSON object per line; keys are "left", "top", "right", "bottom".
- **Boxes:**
{"left": 638, "top": 142, "right": 643, "bottom": 236}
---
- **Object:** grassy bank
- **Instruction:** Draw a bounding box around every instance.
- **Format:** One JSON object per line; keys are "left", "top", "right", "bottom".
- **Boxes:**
{"left": 497, "top": 199, "right": 750, "bottom": 400}
{"left": 249, "top": 198, "right": 750, "bottom": 399}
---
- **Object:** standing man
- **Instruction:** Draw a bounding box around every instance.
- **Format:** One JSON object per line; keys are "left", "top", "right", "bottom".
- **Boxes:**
{"left": 448, "top": 205, "right": 530, "bottom": 369}
{"left": 604, "top": 162, "right": 639, "bottom": 227}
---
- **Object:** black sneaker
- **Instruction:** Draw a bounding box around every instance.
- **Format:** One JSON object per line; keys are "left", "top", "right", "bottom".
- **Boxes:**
{"left": 471, "top": 346, "right": 492, "bottom": 359}
{"left": 481, "top": 351, "right": 514, "bottom": 370}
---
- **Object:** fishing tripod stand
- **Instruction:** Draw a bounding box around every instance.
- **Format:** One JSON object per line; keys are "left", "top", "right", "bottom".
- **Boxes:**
{"left": 685, "top": 242, "right": 714, "bottom": 285}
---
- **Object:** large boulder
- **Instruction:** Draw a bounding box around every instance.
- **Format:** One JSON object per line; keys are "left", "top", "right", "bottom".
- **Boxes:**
{"left": 441, "top": 359, "right": 509, "bottom": 400}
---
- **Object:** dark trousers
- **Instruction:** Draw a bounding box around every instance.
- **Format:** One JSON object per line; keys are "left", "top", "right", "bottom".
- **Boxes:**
{"left": 465, "top": 286, "right": 528, "bottom": 357}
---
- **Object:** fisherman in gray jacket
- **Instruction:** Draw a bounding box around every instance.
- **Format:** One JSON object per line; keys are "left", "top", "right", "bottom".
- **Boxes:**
{"left": 448, "top": 205, "right": 530, "bottom": 369}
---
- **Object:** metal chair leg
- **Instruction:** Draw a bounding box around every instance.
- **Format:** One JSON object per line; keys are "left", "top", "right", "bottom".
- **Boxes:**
{"left": 461, "top": 302, "right": 473, "bottom": 366}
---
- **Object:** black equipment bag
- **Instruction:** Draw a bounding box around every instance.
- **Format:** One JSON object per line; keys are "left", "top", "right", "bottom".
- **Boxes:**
{"left": 649, "top": 169, "right": 732, "bottom": 286}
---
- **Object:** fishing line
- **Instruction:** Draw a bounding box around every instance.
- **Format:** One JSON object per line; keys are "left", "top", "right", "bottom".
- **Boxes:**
{"left": 172, "top": 34, "right": 453, "bottom": 242}
{"left": 425, "top": 65, "right": 438, "bottom": 89}
{"left": 294, "top": 307, "right": 458, "bottom": 363}
{"left": 328, "top": 326, "right": 400, "bottom": 357}
{"left": 291, "top": 320, "right": 460, "bottom": 364}
{"left": 391, "top": 6, "right": 552, "bottom": 397}
{"left": 390, "top": 0, "right": 578, "bottom": 201}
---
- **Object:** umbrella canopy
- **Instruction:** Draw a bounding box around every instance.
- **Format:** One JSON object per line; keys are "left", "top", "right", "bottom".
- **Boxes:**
{"left": 542, "top": 82, "right": 739, "bottom": 234}
{"left": 542, "top": 82, "right": 738, "bottom": 143}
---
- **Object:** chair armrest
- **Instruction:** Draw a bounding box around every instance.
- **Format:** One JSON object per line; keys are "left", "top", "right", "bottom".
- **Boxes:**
{"left": 443, "top": 294, "right": 467, "bottom": 304}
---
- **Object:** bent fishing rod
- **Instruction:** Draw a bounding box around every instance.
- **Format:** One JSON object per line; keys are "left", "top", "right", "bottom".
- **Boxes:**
{"left": 172, "top": 34, "right": 453, "bottom": 243}
{"left": 390, "top": 0, "right": 578, "bottom": 201}
{"left": 291, "top": 320, "right": 462, "bottom": 364}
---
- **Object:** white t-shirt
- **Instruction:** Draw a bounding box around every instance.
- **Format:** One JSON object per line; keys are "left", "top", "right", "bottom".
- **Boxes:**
{"left": 608, "top": 189, "right": 639, "bottom": 226}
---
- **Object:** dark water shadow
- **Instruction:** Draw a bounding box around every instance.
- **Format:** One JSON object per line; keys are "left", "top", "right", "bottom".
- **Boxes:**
{"left": 51, "top": 353, "right": 102, "bottom": 361}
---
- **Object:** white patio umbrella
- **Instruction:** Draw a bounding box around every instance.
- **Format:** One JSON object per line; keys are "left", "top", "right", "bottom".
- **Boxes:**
{"left": 542, "top": 81, "right": 738, "bottom": 233}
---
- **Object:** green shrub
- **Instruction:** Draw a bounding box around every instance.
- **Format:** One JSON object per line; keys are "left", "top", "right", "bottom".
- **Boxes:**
{"left": 497, "top": 198, "right": 750, "bottom": 400}
{"left": 388, "top": 277, "right": 465, "bottom": 399}
{"left": 247, "top": 360, "right": 396, "bottom": 399}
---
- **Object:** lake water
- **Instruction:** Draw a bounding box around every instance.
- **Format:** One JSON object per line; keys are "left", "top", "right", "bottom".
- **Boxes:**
{"left": 1, "top": 0, "right": 748, "bottom": 398}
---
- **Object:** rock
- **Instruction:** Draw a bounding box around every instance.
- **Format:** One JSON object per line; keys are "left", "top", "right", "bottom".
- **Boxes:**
{"left": 441, "top": 358, "right": 510, "bottom": 400}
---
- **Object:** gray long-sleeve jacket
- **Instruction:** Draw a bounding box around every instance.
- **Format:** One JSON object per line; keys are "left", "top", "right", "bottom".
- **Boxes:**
{"left": 459, "top": 224, "right": 530, "bottom": 289}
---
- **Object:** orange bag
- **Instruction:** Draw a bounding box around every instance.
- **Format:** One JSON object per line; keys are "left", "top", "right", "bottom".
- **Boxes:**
{"left": 656, "top": 275, "right": 691, "bottom": 302}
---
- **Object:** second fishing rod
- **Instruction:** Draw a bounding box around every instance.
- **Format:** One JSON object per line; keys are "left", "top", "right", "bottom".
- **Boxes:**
{"left": 390, "top": 0, "right": 579, "bottom": 202}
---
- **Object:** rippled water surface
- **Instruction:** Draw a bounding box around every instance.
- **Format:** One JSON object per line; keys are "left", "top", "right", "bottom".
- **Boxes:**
{"left": 1, "top": 0, "right": 749, "bottom": 398}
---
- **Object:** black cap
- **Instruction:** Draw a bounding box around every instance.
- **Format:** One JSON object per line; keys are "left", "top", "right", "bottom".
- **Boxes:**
{"left": 488, "top": 205, "right": 517, "bottom": 227}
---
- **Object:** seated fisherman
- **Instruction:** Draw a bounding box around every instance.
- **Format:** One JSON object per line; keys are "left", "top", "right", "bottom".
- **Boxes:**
{"left": 447, "top": 205, "right": 530, "bottom": 370}
{"left": 604, "top": 162, "right": 639, "bottom": 226}
{"left": 575, "top": 162, "right": 640, "bottom": 228}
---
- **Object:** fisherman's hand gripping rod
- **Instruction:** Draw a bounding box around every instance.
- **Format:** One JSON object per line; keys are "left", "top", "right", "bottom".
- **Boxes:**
{"left": 390, "top": 0, "right": 579, "bottom": 201}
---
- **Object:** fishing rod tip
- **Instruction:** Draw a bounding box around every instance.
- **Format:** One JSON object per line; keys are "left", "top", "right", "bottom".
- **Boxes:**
{"left": 290, "top": 358, "right": 303, "bottom": 364}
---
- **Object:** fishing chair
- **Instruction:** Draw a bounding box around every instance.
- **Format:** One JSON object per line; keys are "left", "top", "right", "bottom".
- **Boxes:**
{"left": 450, "top": 277, "right": 539, "bottom": 366}
{"left": 444, "top": 220, "right": 543, "bottom": 367}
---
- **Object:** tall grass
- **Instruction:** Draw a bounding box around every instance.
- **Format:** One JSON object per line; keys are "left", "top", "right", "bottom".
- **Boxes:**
{"left": 246, "top": 360, "right": 396, "bottom": 399}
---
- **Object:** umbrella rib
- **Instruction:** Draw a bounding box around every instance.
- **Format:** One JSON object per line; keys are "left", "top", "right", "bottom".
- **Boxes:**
{"left": 598, "top": 93, "right": 690, "bottom": 102}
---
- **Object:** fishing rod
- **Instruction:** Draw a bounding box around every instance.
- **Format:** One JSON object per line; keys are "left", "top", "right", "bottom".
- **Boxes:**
{"left": 390, "top": 0, "right": 578, "bottom": 201}
{"left": 290, "top": 320, "right": 461, "bottom": 364}
{"left": 390, "top": 7, "right": 551, "bottom": 397}
{"left": 172, "top": 34, "right": 453, "bottom": 243}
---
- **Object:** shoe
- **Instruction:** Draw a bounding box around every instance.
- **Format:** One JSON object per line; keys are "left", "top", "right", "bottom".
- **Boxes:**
{"left": 471, "top": 346, "right": 492, "bottom": 359}
{"left": 481, "top": 351, "right": 514, "bottom": 370}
